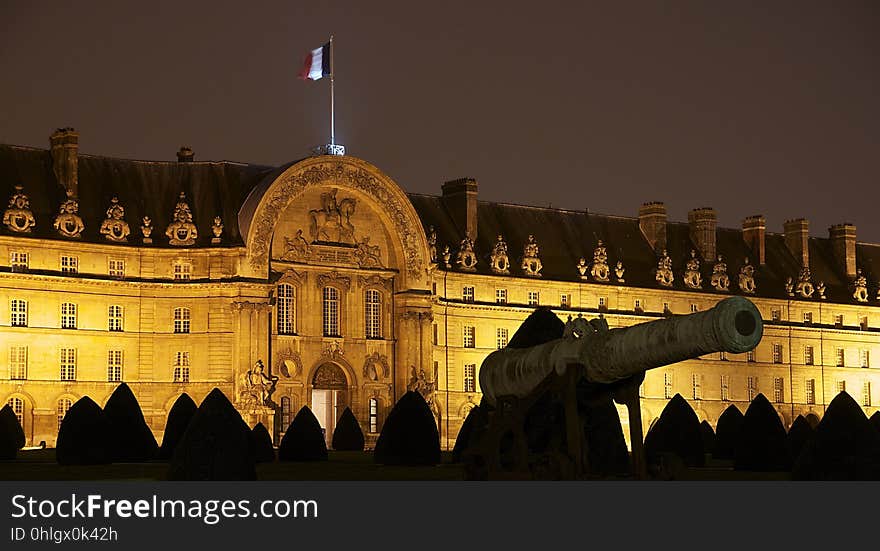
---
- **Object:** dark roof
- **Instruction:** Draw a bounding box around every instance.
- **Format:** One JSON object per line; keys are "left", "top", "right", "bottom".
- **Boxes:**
{"left": 0, "top": 144, "right": 273, "bottom": 247}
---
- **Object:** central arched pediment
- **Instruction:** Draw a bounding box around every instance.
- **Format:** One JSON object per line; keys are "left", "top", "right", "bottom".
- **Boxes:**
{"left": 240, "top": 156, "right": 430, "bottom": 290}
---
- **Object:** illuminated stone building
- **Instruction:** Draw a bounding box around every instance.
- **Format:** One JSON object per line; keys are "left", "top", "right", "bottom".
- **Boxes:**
{"left": 1, "top": 129, "right": 879, "bottom": 448}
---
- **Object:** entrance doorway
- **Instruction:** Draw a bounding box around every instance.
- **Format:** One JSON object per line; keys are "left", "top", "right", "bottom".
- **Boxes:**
{"left": 311, "top": 363, "right": 348, "bottom": 445}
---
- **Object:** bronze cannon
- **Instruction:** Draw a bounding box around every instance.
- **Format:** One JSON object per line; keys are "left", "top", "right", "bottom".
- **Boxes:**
{"left": 462, "top": 296, "right": 763, "bottom": 479}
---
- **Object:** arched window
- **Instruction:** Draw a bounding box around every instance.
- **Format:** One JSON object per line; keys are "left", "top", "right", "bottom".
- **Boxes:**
{"left": 57, "top": 398, "right": 72, "bottom": 431}
{"left": 10, "top": 299, "right": 27, "bottom": 327}
{"left": 7, "top": 397, "right": 24, "bottom": 427}
{"left": 280, "top": 396, "right": 292, "bottom": 430}
{"left": 368, "top": 397, "right": 379, "bottom": 433}
{"left": 322, "top": 287, "right": 340, "bottom": 337}
{"left": 173, "top": 307, "right": 191, "bottom": 334}
{"left": 365, "top": 289, "right": 382, "bottom": 339}
{"left": 277, "top": 284, "right": 296, "bottom": 335}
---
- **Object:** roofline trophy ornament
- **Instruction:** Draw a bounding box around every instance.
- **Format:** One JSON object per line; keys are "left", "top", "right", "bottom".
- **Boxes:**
{"left": 442, "top": 245, "right": 452, "bottom": 268}
{"left": 99, "top": 196, "right": 130, "bottom": 242}
{"left": 853, "top": 268, "right": 869, "bottom": 303}
{"left": 3, "top": 185, "right": 36, "bottom": 233}
{"left": 796, "top": 265, "right": 814, "bottom": 299}
{"left": 683, "top": 250, "right": 702, "bottom": 289}
{"left": 655, "top": 249, "right": 674, "bottom": 287}
{"left": 141, "top": 216, "right": 153, "bottom": 244}
{"left": 590, "top": 240, "right": 610, "bottom": 282}
{"left": 738, "top": 258, "right": 756, "bottom": 294}
{"left": 53, "top": 194, "right": 85, "bottom": 238}
{"left": 615, "top": 260, "right": 626, "bottom": 283}
{"left": 211, "top": 216, "right": 224, "bottom": 244}
{"left": 521, "top": 234, "right": 543, "bottom": 277}
{"left": 456, "top": 237, "right": 478, "bottom": 271}
{"left": 577, "top": 258, "right": 589, "bottom": 280}
{"left": 166, "top": 192, "right": 198, "bottom": 246}
{"left": 489, "top": 235, "right": 510, "bottom": 274}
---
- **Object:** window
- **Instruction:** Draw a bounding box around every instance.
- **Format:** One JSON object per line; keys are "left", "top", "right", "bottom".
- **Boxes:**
{"left": 834, "top": 314, "right": 844, "bottom": 327}
{"left": 690, "top": 303, "right": 698, "bottom": 313}
{"left": 173, "top": 307, "right": 191, "bottom": 334}
{"left": 462, "top": 286, "right": 474, "bottom": 303}
{"left": 560, "top": 294, "right": 570, "bottom": 308}
{"left": 174, "top": 351, "right": 190, "bottom": 382}
{"left": 280, "top": 397, "right": 292, "bottom": 430}
{"left": 772, "top": 343, "right": 783, "bottom": 364}
{"left": 719, "top": 351, "right": 727, "bottom": 361}
{"left": 692, "top": 374, "right": 703, "bottom": 400}
{"left": 748, "top": 377, "right": 757, "bottom": 401}
{"left": 369, "top": 398, "right": 378, "bottom": 433}
{"left": 322, "top": 287, "right": 340, "bottom": 337}
{"left": 496, "top": 328, "right": 509, "bottom": 349}
{"left": 109, "top": 259, "right": 125, "bottom": 278}
{"left": 863, "top": 382, "right": 872, "bottom": 407}
{"left": 57, "top": 398, "right": 72, "bottom": 431}
{"left": 463, "top": 326, "right": 475, "bottom": 348}
{"left": 598, "top": 296, "right": 607, "bottom": 310}
{"left": 771, "top": 308, "right": 781, "bottom": 322}
{"left": 108, "top": 305, "right": 124, "bottom": 332}
{"left": 107, "top": 350, "right": 123, "bottom": 382}
{"left": 773, "top": 377, "right": 784, "bottom": 403}
{"left": 860, "top": 349, "right": 870, "bottom": 368}
{"left": 804, "top": 345, "right": 814, "bottom": 366}
{"left": 836, "top": 348, "right": 845, "bottom": 367}
{"left": 860, "top": 316, "right": 869, "bottom": 330}
{"left": 365, "top": 289, "right": 382, "bottom": 339}
{"left": 720, "top": 375, "right": 730, "bottom": 401}
{"left": 747, "top": 350, "right": 756, "bottom": 363}
{"left": 495, "top": 289, "right": 507, "bottom": 304}
{"left": 432, "top": 323, "right": 438, "bottom": 345}
{"left": 837, "top": 380, "right": 846, "bottom": 394}
{"left": 803, "top": 311, "right": 813, "bottom": 324}
{"left": 10, "top": 251, "right": 28, "bottom": 272}
{"left": 7, "top": 397, "right": 23, "bottom": 427}
{"left": 61, "top": 302, "right": 77, "bottom": 329}
{"left": 634, "top": 299, "right": 643, "bottom": 313}
{"left": 173, "top": 262, "right": 192, "bottom": 280}
{"left": 528, "top": 291, "right": 539, "bottom": 306}
{"left": 9, "top": 346, "right": 27, "bottom": 380}
{"left": 664, "top": 372, "right": 673, "bottom": 399}
{"left": 276, "top": 283, "right": 296, "bottom": 335}
{"left": 61, "top": 255, "right": 78, "bottom": 274}
{"left": 60, "top": 348, "right": 76, "bottom": 381}
{"left": 805, "top": 379, "right": 816, "bottom": 405}
{"left": 10, "top": 299, "right": 27, "bottom": 327}
{"left": 463, "top": 364, "right": 476, "bottom": 392}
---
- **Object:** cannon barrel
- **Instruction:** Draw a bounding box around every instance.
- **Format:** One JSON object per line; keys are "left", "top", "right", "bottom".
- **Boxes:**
{"left": 479, "top": 296, "right": 763, "bottom": 405}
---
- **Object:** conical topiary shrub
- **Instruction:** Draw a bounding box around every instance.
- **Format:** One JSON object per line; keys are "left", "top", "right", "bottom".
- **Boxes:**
{"left": 278, "top": 407, "right": 328, "bottom": 461}
{"left": 700, "top": 420, "right": 716, "bottom": 456}
{"left": 168, "top": 388, "right": 256, "bottom": 480}
{"left": 0, "top": 405, "right": 25, "bottom": 460}
{"left": 644, "top": 394, "right": 704, "bottom": 467}
{"left": 452, "top": 405, "right": 482, "bottom": 463}
{"left": 787, "top": 415, "right": 814, "bottom": 462}
{"left": 734, "top": 394, "right": 791, "bottom": 471}
{"left": 870, "top": 411, "right": 880, "bottom": 434}
{"left": 713, "top": 405, "right": 744, "bottom": 460}
{"left": 250, "top": 423, "right": 276, "bottom": 463}
{"left": 159, "top": 393, "right": 198, "bottom": 460}
{"left": 507, "top": 307, "right": 564, "bottom": 349}
{"left": 56, "top": 397, "right": 111, "bottom": 465}
{"left": 793, "top": 392, "right": 880, "bottom": 480}
{"left": 103, "top": 383, "right": 158, "bottom": 462}
{"left": 331, "top": 407, "right": 365, "bottom": 451}
{"left": 374, "top": 391, "right": 441, "bottom": 466}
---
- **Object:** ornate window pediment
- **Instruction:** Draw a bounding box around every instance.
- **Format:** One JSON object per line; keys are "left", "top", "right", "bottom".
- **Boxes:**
{"left": 317, "top": 271, "right": 351, "bottom": 291}
{"left": 3, "top": 185, "right": 36, "bottom": 233}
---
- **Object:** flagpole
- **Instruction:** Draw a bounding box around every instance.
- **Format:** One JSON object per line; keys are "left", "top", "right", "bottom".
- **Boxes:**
{"left": 330, "top": 34, "right": 335, "bottom": 147}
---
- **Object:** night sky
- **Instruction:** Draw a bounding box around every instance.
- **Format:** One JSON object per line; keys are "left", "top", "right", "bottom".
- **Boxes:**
{"left": 2, "top": 2, "right": 878, "bottom": 240}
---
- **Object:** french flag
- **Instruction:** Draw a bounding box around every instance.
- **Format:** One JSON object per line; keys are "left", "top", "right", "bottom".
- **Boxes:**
{"left": 298, "top": 42, "right": 331, "bottom": 81}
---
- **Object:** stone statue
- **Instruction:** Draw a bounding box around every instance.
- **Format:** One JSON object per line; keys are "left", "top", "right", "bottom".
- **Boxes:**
{"left": 521, "top": 234, "right": 543, "bottom": 277}
{"left": 683, "top": 250, "right": 702, "bottom": 289}
{"left": 308, "top": 188, "right": 357, "bottom": 244}
{"left": 166, "top": 192, "right": 198, "bottom": 246}
{"left": 2, "top": 185, "right": 36, "bottom": 233}
{"left": 490, "top": 235, "right": 510, "bottom": 274}
{"left": 853, "top": 269, "right": 869, "bottom": 302}
{"left": 407, "top": 365, "right": 436, "bottom": 399}
{"left": 442, "top": 245, "right": 452, "bottom": 268}
{"left": 738, "top": 258, "right": 756, "bottom": 294}
{"left": 100, "top": 196, "right": 130, "bottom": 242}
{"left": 710, "top": 255, "right": 729, "bottom": 292}
{"left": 456, "top": 237, "right": 478, "bottom": 271}
{"left": 427, "top": 226, "right": 437, "bottom": 263}
{"left": 590, "top": 240, "right": 610, "bottom": 282}
{"left": 615, "top": 260, "right": 626, "bottom": 283}
{"left": 54, "top": 197, "right": 85, "bottom": 238}
{"left": 655, "top": 249, "right": 674, "bottom": 287}
{"left": 239, "top": 360, "right": 278, "bottom": 408}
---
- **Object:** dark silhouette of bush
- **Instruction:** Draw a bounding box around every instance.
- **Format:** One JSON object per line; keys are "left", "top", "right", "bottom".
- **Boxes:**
{"left": 700, "top": 420, "right": 716, "bottom": 456}
{"left": 507, "top": 307, "right": 564, "bottom": 349}
{"left": 452, "top": 406, "right": 482, "bottom": 463}
{"left": 331, "top": 407, "right": 365, "bottom": 451}
{"left": 103, "top": 383, "right": 158, "bottom": 462}
{"left": 159, "top": 394, "right": 198, "bottom": 460}
{"left": 375, "top": 391, "right": 441, "bottom": 465}
{"left": 793, "top": 392, "right": 880, "bottom": 480}
{"left": 0, "top": 405, "right": 25, "bottom": 459}
{"left": 644, "top": 394, "right": 704, "bottom": 467}
{"left": 871, "top": 411, "right": 880, "bottom": 434}
{"left": 56, "top": 397, "right": 111, "bottom": 465}
{"left": 787, "top": 415, "right": 814, "bottom": 461}
{"left": 168, "top": 388, "right": 255, "bottom": 480}
{"left": 250, "top": 423, "right": 276, "bottom": 463}
{"left": 734, "top": 394, "right": 791, "bottom": 471}
{"left": 713, "top": 405, "right": 744, "bottom": 460}
{"left": 278, "top": 407, "right": 327, "bottom": 461}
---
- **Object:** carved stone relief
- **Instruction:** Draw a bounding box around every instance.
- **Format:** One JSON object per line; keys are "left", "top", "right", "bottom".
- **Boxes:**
{"left": 282, "top": 229, "right": 312, "bottom": 261}
{"left": 308, "top": 188, "right": 357, "bottom": 244}
{"left": 2, "top": 185, "right": 36, "bottom": 233}
{"left": 363, "top": 352, "right": 389, "bottom": 382}
{"left": 321, "top": 340, "right": 345, "bottom": 361}
{"left": 489, "top": 235, "right": 510, "bottom": 274}
{"left": 275, "top": 348, "right": 303, "bottom": 379}
{"left": 521, "top": 234, "right": 543, "bottom": 277}
{"left": 99, "top": 196, "right": 130, "bottom": 242}
{"left": 166, "top": 192, "right": 198, "bottom": 246}
{"left": 357, "top": 274, "right": 393, "bottom": 291}
{"left": 354, "top": 236, "right": 383, "bottom": 268}
{"left": 312, "top": 362, "right": 348, "bottom": 389}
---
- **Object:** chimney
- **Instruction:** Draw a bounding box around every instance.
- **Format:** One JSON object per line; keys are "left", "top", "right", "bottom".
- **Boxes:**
{"left": 441, "top": 178, "right": 478, "bottom": 241}
{"left": 742, "top": 215, "right": 766, "bottom": 265}
{"left": 688, "top": 207, "right": 717, "bottom": 261}
{"left": 638, "top": 202, "right": 666, "bottom": 253}
{"left": 50, "top": 127, "right": 79, "bottom": 198}
{"left": 783, "top": 218, "right": 810, "bottom": 267}
{"left": 829, "top": 223, "right": 857, "bottom": 279}
{"left": 177, "top": 146, "right": 194, "bottom": 162}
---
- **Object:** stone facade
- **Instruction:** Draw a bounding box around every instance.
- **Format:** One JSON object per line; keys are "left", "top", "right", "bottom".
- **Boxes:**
{"left": 1, "top": 134, "right": 879, "bottom": 450}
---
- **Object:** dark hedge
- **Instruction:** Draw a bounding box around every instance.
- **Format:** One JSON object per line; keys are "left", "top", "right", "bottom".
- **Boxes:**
{"left": 278, "top": 407, "right": 328, "bottom": 461}
{"left": 713, "top": 405, "right": 744, "bottom": 460}
{"left": 734, "top": 394, "right": 791, "bottom": 472}
{"left": 158, "top": 393, "right": 198, "bottom": 460}
{"left": 331, "top": 407, "right": 365, "bottom": 451}
{"left": 644, "top": 394, "right": 704, "bottom": 467}
{"left": 0, "top": 405, "right": 25, "bottom": 460}
{"left": 374, "top": 391, "right": 441, "bottom": 466}
{"left": 56, "top": 397, "right": 111, "bottom": 465}
{"left": 251, "top": 422, "right": 276, "bottom": 463}
{"left": 103, "top": 383, "right": 158, "bottom": 462}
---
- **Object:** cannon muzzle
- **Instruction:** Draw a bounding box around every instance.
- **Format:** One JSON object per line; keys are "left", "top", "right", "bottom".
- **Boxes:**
{"left": 480, "top": 296, "right": 763, "bottom": 405}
